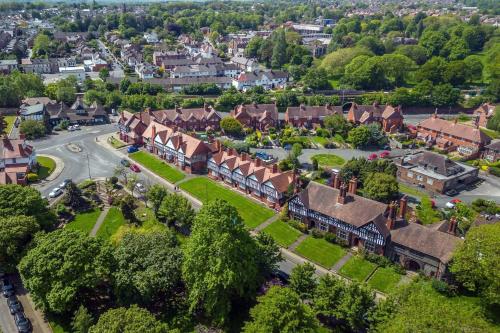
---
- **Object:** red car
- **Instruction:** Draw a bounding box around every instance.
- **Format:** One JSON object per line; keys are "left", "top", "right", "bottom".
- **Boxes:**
{"left": 450, "top": 198, "right": 462, "bottom": 204}
{"left": 130, "top": 164, "right": 141, "bottom": 172}
{"left": 368, "top": 153, "right": 378, "bottom": 161}
{"left": 379, "top": 151, "right": 390, "bottom": 158}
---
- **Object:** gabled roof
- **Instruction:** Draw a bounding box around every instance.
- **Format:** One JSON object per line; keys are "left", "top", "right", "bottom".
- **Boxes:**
{"left": 418, "top": 116, "right": 491, "bottom": 144}
{"left": 286, "top": 105, "right": 342, "bottom": 119}
{"left": 0, "top": 138, "right": 33, "bottom": 159}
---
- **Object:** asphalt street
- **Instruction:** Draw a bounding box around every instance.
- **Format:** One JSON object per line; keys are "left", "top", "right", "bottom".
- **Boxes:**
{"left": 0, "top": 292, "right": 18, "bottom": 333}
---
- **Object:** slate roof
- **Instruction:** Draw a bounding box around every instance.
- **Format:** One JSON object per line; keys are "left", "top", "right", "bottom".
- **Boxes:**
{"left": 404, "top": 151, "right": 464, "bottom": 177}
{"left": 233, "top": 103, "right": 278, "bottom": 121}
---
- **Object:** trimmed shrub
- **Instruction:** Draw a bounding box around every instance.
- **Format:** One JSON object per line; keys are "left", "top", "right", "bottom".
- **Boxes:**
{"left": 311, "top": 228, "right": 325, "bottom": 238}
{"left": 27, "top": 173, "right": 39, "bottom": 182}
{"left": 288, "top": 219, "right": 308, "bottom": 234}
{"left": 324, "top": 232, "right": 337, "bottom": 244}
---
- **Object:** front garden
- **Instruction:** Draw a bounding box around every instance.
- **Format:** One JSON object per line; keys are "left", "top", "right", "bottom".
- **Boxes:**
{"left": 339, "top": 256, "right": 377, "bottom": 282}
{"left": 367, "top": 266, "right": 403, "bottom": 294}
{"left": 108, "top": 135, "right": 128, "bottom": 149}
{"left": 262, "top": 220, "right": 301, "bottom": 247}
{"left": 36, "top": 156, "right": 56, "bottom": 180}
{"left": 129, "top": 151, "right": 186, "bottom": 183}
{"left": 295, "top": 236, "right": 347, "bottom": 268}
{"left": 179, "top": 177, "right": 275, "bottom": 229}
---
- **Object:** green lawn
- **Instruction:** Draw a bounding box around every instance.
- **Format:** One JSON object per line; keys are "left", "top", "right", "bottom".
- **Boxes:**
{"left": 108, "top": 136, "right": 128, "bottom": 149}
{"left": 480, "top": 127, "right": 499, "bottom": 139}
{"left": 311, "top": 136, "right": 330, "bottom": 147}
{"left": 367, "top": 267, "right": 403, "bottom": 294}
{"left": 129, "top": 151, "right": 185, "bottom": 183}
{"left": 96, "top": 207, "right": 126, "bottom": 240}
{"left": 399, "top": 182, "right": 426, "bottom": 199}
{"left": 295, "top": 237, "right": 347, "bottom": 268}
{"left": 338, "top": 256, "right": 377, "bottom": 282}
{"left": 311, "top": 154, "right": 346, "bottom": 168}
{"left": 179, "top": 177, "right": 275, "bottom": 229}
{"left": 4, "top": 115, "right": 16, "bottom": 134}
{"left": 65, "top": 208, "right": 102, "bottom": 234}
{"left": 36, "top": 156, "right": 56, "bottom": 180}
{"left": 262, "top": 220, "right": 302, "bottom": 247}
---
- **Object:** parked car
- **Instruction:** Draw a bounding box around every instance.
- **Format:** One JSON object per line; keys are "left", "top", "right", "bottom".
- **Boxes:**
{"left": 73, "top": 124, "right": 80, "bottom": 130}
{"left": 48, "top": 187, "right": 63, "bottom": 198}
{"left": 14, "top": 312, "right": 31, "bottom": 333}
{"left": 7, "top": 296, "right": 23, "bottom": 314}
{"left": 368, "top": 153, "right": 378, "bottom": 161}
{"left": 127, "top": 146, "right": 139, "bottom": 153}
{"left": 379, "top": 151, "right": 390, "bottom": 158}
{"left": 67, "top": 126, "right": 75, "bottom": 132}
{"left": 130, "top": 164, "right": 140, "bottom": 173}
{"left": 59, "top": 179, "right": 72, "bottom": 189}
{"left": 135, "top": 182, "right": 146, "bottom": 193}
{"left": 2, "top": 278, "right": 14, "bottom": 297}
{"left": 120, "top": 159, "right": 130, "bottom": 167}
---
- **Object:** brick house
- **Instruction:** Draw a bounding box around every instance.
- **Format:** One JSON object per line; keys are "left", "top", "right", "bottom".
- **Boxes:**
{"left": 416, "top": 114, "right": 491, "bottom": 156}
{"left": 207, "top": 145, "right": 295, "bottom": 208}
{"left": 395, "top": 151, "right": 478, "bottom": 194}
{"left": 0, "top": 137, "right": 36, "bottom": 185}
{"left": 482, "top": 140, "right": 500, "bottom": 163}
{"left": 284, "top": 104, "right": 342, "bottom": 128}
{"left": 347, "top": 102, "right": 404, "bottom": 132}
{"left": 231, "top": 103, "right": 278, "bottom": 131}
{"left": 473, "top": 103, "right": 495, "bottom": 128}
{"left": 289, "top": 180, "right": 462, "bottom": 279}
{"left": 118, "top": 111, "right": 149, "bottom": 145}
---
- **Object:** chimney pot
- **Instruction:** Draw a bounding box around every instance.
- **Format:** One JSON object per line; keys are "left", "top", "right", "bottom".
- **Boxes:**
{"left": 399, "top": 195, "right": 408, "bottom": 219}
{"left": 255, "top": 158, "right": 262, "bottom": 167}
{"left": 272, "top": 163, "right": 278, "bottom": 173}
{"left": 348, "top": 177, "right": 357, "bottom": 195}
{"left": 337, "top": 183, "right": 347, "bottom": 204}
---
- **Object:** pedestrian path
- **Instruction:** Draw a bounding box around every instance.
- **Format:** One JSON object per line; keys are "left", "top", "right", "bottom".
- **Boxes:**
{"left": 253, "top": 214, "right": 279, "bottom": 232}
{"left": 90, "top": 207, "right": 110, "bottom": 236}
{"left": 331, "top": 252, "right": 353, "bottom": 272}
{"left": 288, "top": 234, "right": 308, "bottom": 251}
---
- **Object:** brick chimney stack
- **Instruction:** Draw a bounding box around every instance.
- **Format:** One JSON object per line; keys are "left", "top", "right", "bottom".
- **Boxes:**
{"left": 386, "top": 201, "right": 396, "bottom": 230}
{"left": 399, "top": 195, "right": 408, "bottom": 219}
{"left": 272, "top": 163, "right": 278, "bottom": 173}
{"left": 204, "top": 102, "right": 210, "bottom": 112}
{"left": 348, "top": 177, "right": 357, "bottom": 195}
{"left": 241, "top": 152, "right": 247, "bottom": 161}
{"left": 121, "top": 111, "right": 125, "bottom": 121}
{"left": 139, "top": 111, "right": 142, "bottom": 123}
{"left": 337, "top": 183, "right": 347, "bottom": 204}
{"left": 330, "top": 173, "right": 336, "bottom": 188}
{"left": 448, "top": 216, "right": 458, "bottom": 235}
{"left": 334, "top": 174, "right": 340, "bottom": 189}
{"left": 152, "top": 124, "right": 156, "bottom": 140}
{"left": 228, "top": 148, "right": 233, "bottom": 156}
{"left": 255, "top": 158, "right": 262, "bottom": 167}
{"left": 215, "top": 140, "right": 222, "bottom": 153}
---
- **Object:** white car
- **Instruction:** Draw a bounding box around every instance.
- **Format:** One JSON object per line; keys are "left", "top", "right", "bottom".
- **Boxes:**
{"left": 445, "top": 202, "right": 455, "bottom": 209}
{"left": 49, "top": 187, "right": 63, "bottom": 198}
{"left": 67, "top": 126, "right": 75, "bottom": 131}
{"left": 135, "top": 183, "right": 146, "bottom": 193}
{"left": 73, "top": 124, "right": 80, "bottom": 130}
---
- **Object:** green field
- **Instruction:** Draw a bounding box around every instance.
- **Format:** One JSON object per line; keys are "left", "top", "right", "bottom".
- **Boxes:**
{"left": 179, "top": 177, "right": 275, "bottom": 228}
{"left": 65, "top": 208, "right": 102, "bottom": 234}
{"left": 367, "top": 267, "right": 403, "bottom": 294}
{"left": 262, "top": 220, "right": 302, "bottom": 247}
{"left": 96, "top": 207, "right": 126, "bottom": 240}
{"left": 338, "top": 256, "right": 377, "bottom": 282}
{"left": 4, "top": 115, "right": 16, "bottom": 134}
{"left": 129, "top": 151, "right": 185, "bottom": 183}
{"left": 295, "top": 237, "right": 347, "bottom": 268}
{"left": 480, "top": 127, "right": 499, "bottom": 139}
{"left": 36, "top": 156, "right": 56, "bottom": 180}
{"left": 311, "top": 154, "right": 346, "bottom": 168}
{"left": 398, "top": 182, "right": 426, "bottom": 199}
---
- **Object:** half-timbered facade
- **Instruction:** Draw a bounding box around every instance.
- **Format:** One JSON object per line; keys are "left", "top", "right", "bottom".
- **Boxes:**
{"left": 207, "top": 148, "right": 294, "bottom": 208}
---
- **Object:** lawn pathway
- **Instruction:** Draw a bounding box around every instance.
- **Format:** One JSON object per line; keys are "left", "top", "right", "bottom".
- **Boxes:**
{"left": 331, "top": 252, "right": 353, "bottom": 272}
{"left": 253, "top": 214, "right": 280, "bottom": 232}
{"left": 288, "top": 234, "right": 308, "bottom": 251}
{"left": 90, "top": 207, "right": 110, "bottom": 237}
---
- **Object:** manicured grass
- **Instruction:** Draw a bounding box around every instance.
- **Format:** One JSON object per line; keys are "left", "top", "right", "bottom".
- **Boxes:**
{"left": 311, "top": 136, "right": 330, "bottom": 147}
{"left": 338, "top": 256, "right": 377, "bottom": 282}
{"left": 179, "top": 177, "right": 275, "bottom": 229}
{"left": 36, "top": 156, "right": 56, "bottom": 179}
{"left": 65, "top": 208, "right": 102, "bottom": 234}
{"left": 108, "top": 136, "right": 128, "bottom": 149}
{"left": 398, "top": 182, "right": 426, "bottom": 199}
{"left": 129, "top": 151, "right": 185, "bottom": 183}
{"left": 295, "top": 237, "right": 347, "bottom": 268}
{"left": 480, "top": 127, "right": 499, "bottom": 139}
{"left": 262, "top": 220, "right": 302, "bottom": 247}
{"left": 96, "top": 207, "right": 126, "bottom": 240}
{"left": 367, "top": 267, "right": 403, "bottom": 294}
{"left": 4, "top": 115, "right": 16, "bottom": 134}
{"left": 311, "top": 153, "right": 346, "bottom": 168}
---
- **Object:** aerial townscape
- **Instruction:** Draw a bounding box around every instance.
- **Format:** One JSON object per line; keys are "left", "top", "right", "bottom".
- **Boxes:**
{"left": 0, "top": 0, "right": 499, "bottom": 332}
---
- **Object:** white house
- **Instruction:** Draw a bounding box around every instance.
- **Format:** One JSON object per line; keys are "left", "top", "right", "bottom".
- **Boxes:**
{"left": 232, "top": 70, "right": 289, "bottom": 91}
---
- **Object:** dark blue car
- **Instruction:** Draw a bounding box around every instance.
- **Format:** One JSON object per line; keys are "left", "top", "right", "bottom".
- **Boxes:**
{"left": 127, "top": 146, "right": 139, "bottom": 153}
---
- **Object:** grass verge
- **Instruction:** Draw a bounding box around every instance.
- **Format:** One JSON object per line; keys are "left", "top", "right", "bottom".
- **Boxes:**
{"left": 480, "top": 127, "right": 499, "bottom": 139}
{"left": 179, "top": 177, "right": 275, "bottom": 229}
{"left": 295, "top": 237, "right": 346, "bottom": 268}
{"left": 36, "top": 156, "right": 56, "bottom": 180}
{"left": 262, "top": 220, "right": 302, "bottom": 247}
{"left": 129, "top": 151, "right": 185, "bottom": 183}
{"left": 108, "top": 136, "right": 128, "bottom": 149}
{"left": 338, "top": 256, "right": 377, "bottom": 282}
{"left": 367, "top": 266, "right": 403, "bottom": 294}
{"left": 398, "top": 182, "right": 426, "bottom": 199}
{"left": 96, "top": 207, "right": 126, "bottom": 240}
{"left": 311, "top": 153, "right": 346, "bottom": 168}
{"left": 65, "top": 208, "right": 102, "bottom": 234}
{"left": 4, "top": 115, "right": 16, "bottom": 134}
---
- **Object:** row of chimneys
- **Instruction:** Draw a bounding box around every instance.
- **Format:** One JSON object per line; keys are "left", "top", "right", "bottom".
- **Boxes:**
{"left": 331, "top": 173, "right": 357, "bottom": 195}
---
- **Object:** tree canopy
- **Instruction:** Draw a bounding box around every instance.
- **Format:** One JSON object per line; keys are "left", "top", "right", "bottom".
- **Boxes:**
{"left": 0, "top": 215, "right": 39, "bottom": 272}
{"left": 89, "top": 305, "right": 170, "bottom": 333}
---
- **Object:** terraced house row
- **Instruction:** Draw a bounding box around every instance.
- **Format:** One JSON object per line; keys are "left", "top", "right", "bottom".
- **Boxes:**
{"left": 207, "top": 146, "right": 295, "bottom": 208}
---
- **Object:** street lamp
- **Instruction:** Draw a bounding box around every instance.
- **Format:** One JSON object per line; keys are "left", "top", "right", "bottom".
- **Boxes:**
{"left": 86, "top": 153, "right": 91, "bottom": 179}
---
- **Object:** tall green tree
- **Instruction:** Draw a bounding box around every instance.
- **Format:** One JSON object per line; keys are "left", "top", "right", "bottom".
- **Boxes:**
{"left": 182, "top": 199, "right": 260, "bottom": 325}
{"left": 254, "top": 232, "right": 282, "bottom": 278}
{"left": 271, "top": 29, "right": 287, "bottom": 68}
{"left": 157, "top": 193, "right": 195, "bottom": 229}
{"left": 324, "top": 114, "right": 352, "bottom": 136}
{"left": 0, "top": 215, "right": 39, "bottom": 272}
{"left": 289, "top": 262, "right": 317, "bottom": 300}
{"left": 348, "top": 125, "right": 372, "bottom": 148}
{"left": 72, "top": 305, "right": 94, "bottom": 333}
{"left": 89, "top": 305, "right": 169, "bottom": 333}
{"left": 363, "top": 172, "right": 399, "bottom": 203}
{"left": 113, "top": 230, "right": 182, "bottom": 305}
{"left": 243, "top": 286, "right": 319, "bottom": 333}
{"left": 451, "top": 223, "right": 500, "bottom": 306}
{"left": 146, "top": 184, "right": 168, "bottom": 217}
{"left": 18, "top": 229, "right": 114, "bottom": 314}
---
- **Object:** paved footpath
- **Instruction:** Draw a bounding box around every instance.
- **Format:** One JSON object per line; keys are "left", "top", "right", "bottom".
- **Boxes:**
{"left": 253, "top": 214, "right": 279, "bottom": 232}
{"left": 90, "top": 207, "right": 110, "bottom": 237}
{"left": 288, "top": 234, "right": 308, "bottom": 251}
{"left": 331, "top": 252, "right": 353, "bottom": 272}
